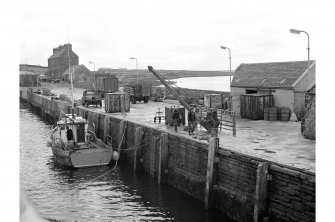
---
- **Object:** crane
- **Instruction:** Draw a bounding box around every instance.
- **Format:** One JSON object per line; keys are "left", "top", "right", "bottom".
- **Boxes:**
{"left": 148, "top": 66, "right": 219, "bottom": 132}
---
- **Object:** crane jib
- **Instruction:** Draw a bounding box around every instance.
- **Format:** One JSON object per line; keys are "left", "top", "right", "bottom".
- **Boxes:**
{"left": 148, "top": 66, "right": 217, "bottom": 131}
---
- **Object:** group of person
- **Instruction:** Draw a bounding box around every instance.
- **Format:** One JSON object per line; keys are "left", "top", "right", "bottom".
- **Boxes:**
{"left": 171, "top": 106, "right": 197, "bottom": 135}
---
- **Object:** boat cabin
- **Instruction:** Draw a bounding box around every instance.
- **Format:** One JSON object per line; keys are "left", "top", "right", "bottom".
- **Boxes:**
{"left": 55, "top": 115, "right": 88, "bottom": 145}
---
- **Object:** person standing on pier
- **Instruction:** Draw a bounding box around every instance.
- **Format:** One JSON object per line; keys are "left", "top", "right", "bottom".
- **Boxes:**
{"left": 188, "top": 106, "right": 196, "bottom": 135}
{"left": 172, "top": 108, "right": 180, "bottom": 132}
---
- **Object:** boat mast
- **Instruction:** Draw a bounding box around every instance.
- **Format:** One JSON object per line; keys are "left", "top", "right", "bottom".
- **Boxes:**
{"left": 68, "top": 43, "right": 75, "bottom": 118}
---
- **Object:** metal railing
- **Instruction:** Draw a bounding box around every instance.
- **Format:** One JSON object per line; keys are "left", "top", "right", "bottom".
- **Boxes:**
{"left": 199, "top": 108, "right": 236, "bottom": 136}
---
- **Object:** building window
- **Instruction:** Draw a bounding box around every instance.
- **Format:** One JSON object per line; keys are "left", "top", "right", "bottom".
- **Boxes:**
{"left": 246, "top": 89, "right": 257, "bottom": 94}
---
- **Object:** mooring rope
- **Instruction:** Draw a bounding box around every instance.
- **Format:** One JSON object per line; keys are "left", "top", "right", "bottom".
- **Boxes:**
{"left": 88, "top": 159, "right": 119, "bottom": 183}
{"left": 119, "top": 136, "right": 156, "bottom": 151}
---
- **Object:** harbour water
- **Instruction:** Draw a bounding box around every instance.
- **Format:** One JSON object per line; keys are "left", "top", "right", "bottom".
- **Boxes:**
{"left": 171, "top": 76, "right": 231, "bottom": 92}
{"left": 20, "top": 106, "right": 233, "bottom": 222}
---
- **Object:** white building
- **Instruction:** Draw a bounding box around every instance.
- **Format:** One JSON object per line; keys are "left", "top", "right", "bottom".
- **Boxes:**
{"left": 231, "top": 60, "right": 315, "bottom": 119}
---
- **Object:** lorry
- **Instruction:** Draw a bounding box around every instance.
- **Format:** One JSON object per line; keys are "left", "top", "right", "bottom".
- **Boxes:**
{"left": 123, "top": 83, "right": 152, "bottom": 104}
{"left": 82, "top": 89, "right": 103, "bottom": 107}
{"left": 96, "top": 76, "right": 119, "bottom": 98}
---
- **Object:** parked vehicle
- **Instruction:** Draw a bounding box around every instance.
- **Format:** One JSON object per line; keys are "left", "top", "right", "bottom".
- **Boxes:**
{"left": 96, "top": 77, "right": 119, "bottom": 98}
{"left": 151, "top": 87, "right": 165, "bottom": 102}
{"left": 123, "top": 83, "right": 152, "bottom": 104}
{"left": 82, "top": 90, "right": 103, "bottom": 107}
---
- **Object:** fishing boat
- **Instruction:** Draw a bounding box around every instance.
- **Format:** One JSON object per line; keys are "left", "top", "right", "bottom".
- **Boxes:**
{"left": 47, "top": 43, "right": 115, "bottom": 168}
{"left": 48, "top": 113, "right": 114, "bottom": 168}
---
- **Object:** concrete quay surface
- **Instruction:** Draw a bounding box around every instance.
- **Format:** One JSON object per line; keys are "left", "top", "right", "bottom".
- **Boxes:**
{"left": 79, "top": 99, "right": 315, "bottom": 173}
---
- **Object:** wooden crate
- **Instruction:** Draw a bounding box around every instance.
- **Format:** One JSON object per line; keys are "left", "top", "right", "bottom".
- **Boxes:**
{"left": 204, "top": 94, "right": 224, "bottom": 108}
{"left": 240, "top": 94, "right": 273, "bottom": 120}
{"left": 105, "top": 93, "right": 130, "bottom": 113}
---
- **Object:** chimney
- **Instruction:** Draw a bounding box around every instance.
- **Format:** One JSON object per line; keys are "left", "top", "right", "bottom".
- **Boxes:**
{"left": 65, "top": 43, "right": 72, "bottom": 52}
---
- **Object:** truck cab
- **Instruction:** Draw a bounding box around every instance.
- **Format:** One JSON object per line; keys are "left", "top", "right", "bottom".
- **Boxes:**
{"left": 82, "top": 90, "right": 103, "bottom": 107}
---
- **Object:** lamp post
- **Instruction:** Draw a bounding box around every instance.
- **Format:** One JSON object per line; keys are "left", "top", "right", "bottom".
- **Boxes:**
{"left": 220, "top": 46, "right": 232, "bottom": 85}
{"left": 290, "top": 29, "right": 310, "bottom": 71}
{"left": 89, "top": 61, "right": 96, "bottom": 90}
{"left": 220, "top": 46, "right": 232, "bottom": 111}
{"left": 130, "top": 57, "right": 138, "bottom": 84}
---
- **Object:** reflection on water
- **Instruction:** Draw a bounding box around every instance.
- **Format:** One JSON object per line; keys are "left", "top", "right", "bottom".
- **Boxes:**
{"left": 20, "top": 107, "right": 233, "bottom": 222}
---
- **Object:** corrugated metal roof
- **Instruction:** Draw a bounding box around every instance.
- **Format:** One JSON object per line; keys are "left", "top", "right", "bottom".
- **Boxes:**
{"left": 231, "top": 60, "right": 315, "bottom": 89}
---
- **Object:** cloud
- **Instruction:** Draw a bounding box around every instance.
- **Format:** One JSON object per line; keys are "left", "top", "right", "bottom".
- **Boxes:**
{"left": 19, "top": 0, "right": 319, "bottom": 70}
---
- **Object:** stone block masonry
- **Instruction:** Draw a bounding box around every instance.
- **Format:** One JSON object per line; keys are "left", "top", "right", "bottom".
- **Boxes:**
{"left": 26, "top": 91, "right": 315, "bottom": 222}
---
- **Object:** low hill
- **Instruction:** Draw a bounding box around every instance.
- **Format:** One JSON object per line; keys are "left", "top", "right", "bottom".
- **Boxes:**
{"left": 96, "top": 68, "right": 232, "bottom": 86}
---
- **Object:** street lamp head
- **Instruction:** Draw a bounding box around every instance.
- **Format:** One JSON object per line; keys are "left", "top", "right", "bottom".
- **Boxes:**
{"left": 220, "top": 46, "right": 227, "bottom": 50}
{"left": 290, "top": 29, "right": 301, "bottom": 34}
{"left": 130, "top": 57, "right": 135, "bottom": 60}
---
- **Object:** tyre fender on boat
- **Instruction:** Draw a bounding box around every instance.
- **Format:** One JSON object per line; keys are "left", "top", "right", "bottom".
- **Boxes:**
{"left": 112, "top": 151, "right": 119, "bottom": 161}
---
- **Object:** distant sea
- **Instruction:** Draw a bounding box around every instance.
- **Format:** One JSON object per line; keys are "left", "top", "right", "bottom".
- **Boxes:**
{"left": 170, "top": 76, "right": 231, "bottom": 92}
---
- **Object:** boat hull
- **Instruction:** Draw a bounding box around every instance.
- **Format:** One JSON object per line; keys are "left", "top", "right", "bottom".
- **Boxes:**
{"left": 51, "top": 145, "right": 113, "bottom": 168}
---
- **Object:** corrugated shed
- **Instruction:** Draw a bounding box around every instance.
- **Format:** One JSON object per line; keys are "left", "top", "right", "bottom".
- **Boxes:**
{"left": 232, "top": 60, "right": 315, "bottom": 89}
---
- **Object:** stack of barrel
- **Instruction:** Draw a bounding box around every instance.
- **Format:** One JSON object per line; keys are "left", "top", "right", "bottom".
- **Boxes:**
{"left": 105, "top": 93, "right": 130, "bottom": 113}
{"left": 279, "top": 107, "right": 290, "bottom": 121}
{"left": 264, "top": 107, "right": 290, "bottom": 121}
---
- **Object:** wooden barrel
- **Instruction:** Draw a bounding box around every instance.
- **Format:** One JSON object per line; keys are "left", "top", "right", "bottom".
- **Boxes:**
{"left": 280, "top": 107, "right": 290, "bottom": 121}
{"left": 269, "top": 107, "right": 278, "bottom": 121}
{"left": 105, "top": 93, "right": 130, "bottom": 113}
{"left": 264, "top": 108, "right": 269, "bottom": 121}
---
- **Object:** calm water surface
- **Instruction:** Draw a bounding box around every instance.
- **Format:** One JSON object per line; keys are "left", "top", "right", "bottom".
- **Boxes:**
{"left": 20, "top": 107, "right": 233, "bottom": 222}
{"left": 171, "top": 76, "right": 231, "bottom": 92}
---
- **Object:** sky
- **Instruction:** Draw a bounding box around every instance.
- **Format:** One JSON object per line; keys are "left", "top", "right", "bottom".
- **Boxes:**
{"left": 19, "top": 0, "right": 325, "bottom": 71}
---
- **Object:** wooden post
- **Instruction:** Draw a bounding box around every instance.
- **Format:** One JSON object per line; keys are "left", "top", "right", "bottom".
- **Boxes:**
{"left": 118, "top": 120, "right": 127, "bottom": 153}
{"left": 88, "top": 111, "right": 93, "bottom": 129}
{"left": 220, "top": 110, "right": 222, "bottom": 131}
{"left": 134, "top": 127, "right": 144, "bottom": 172}
{"left": 204, "top": 136, "right": 219, "bottom": 210}
{"left": 158, "top": 133, "right": 169, "bottom": 184}
{"left": 103, "top": 116, "right": 110, "bottom": 143}
{"left": 150, "top": 136, "right": 156, "bottom": 177}
{"left": 93, "top": 113, "right": 99, "bottom": 136}
{"left": 233, "top": 112, "right": 236, "bottom": 137}
{"left": 254, "top": 162, "right": 269, "bottom": 222}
